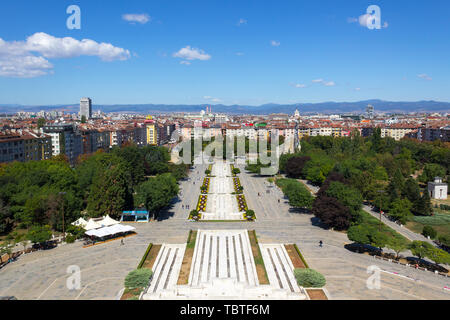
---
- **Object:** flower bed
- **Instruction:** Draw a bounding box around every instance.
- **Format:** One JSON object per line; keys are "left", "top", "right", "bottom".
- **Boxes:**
{"left": 201, "top": 177, "right": 210, "bottom": 194}
{"left": 196, "top": 195, "right": 208, "bottom": 212}
{"left": 236, "top": 194, "right": 248, "bottom": 212}
{"left": 233, "top": 177, "right": 243, "bottom": 193}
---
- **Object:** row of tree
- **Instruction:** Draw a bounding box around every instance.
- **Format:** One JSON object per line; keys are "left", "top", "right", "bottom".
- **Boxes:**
{"left": 0, "top": 144, "right": 188, "bottom": 237}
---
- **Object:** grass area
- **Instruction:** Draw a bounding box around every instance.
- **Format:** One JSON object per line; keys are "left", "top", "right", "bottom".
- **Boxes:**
{"left": 177, "top": 230, "right": 197, "bottom": 285}
{"left": 359, "top": 210, "right": 410, "bottom": 245}
{"left": 247, "top": 230, "right": 269, "bottom": 285}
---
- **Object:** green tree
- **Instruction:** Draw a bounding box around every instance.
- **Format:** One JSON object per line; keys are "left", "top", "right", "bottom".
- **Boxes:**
{"left": 413, "top": 191, "right": 433, "bottom": 216}
{"left": 135, "top": 173, "right": 179, "bottom": 220}
{"left": 386, "top": 237, "right": 408, "bottom": 260}
{"left": 87, "top": 164, "right": 131, "bottom": 218}
{"left": 409, "top": 241, "right": 433, "bottom": 261}
{"left": 419, "top": 163, "right": 446, "bottom": 184}
{"left": 80, "top": 115, "right": 87, "bottom": 124}
{"left": 27, "top": 225, "right": 52, "bottom": 244}
{"left": 427, "top": 247, "right": 450, "bottom": 267}
{"left": 325, "top": 181, "right": 362, "bottom": 222}
{"left": 389, "top": 198, "right": 412, "bottom": 225}
{"left": 422, "top": 225, "right": 437, "bottom": 239}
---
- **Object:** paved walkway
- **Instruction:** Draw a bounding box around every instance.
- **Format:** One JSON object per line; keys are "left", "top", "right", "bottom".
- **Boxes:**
{"left": 0, "top": 163, "right": 449, "bottom": 300}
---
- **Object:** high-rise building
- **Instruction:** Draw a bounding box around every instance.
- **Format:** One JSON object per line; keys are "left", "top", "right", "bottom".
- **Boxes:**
{"left": 366, "top": 105, "right": 374, "bottom": 119}
{"left": 80, "top": 97, "right": 92, "bottom": 120}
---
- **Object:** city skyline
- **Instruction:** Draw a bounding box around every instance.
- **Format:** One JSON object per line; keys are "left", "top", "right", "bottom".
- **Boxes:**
{"left": 0, "top": 0, "right": 449, "bottom": 106}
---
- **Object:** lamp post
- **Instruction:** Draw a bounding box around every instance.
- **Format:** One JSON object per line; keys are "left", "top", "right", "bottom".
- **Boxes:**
{"left": 376, "top": 190, "right": 384, "bottom": 232}
{"left": 59, "top": 192, "right": 67, "bottom": 241}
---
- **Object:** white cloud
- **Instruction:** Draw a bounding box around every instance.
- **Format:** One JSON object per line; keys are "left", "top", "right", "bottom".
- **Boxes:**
{"left": 204, "top": 96, "right": 221, "bottom": 103}
{"left": 311, "top": 78, "right": 335, "bottom": 86}
{"left": 26, "top": 33, "right": 131, "bottom": 61}
{"left": 418, "top": 74, "right": 432, "bottom": 81}
{"left": 291, "top": 83, "right": 306, "bottom": 88}
{"left": 270, "top": 40, "right": 280, "bottom": 47}
{"left": 348, "top": 13, "right": 388, "bottom": 29}
{"left": 122, "top": 13, "right": 151, "bottom": 24}
{"left": 0, "top": 33, "right": 130, "bottom": 78}
{"left": 237, "top": 18, "right": 247, "bottom": 26}
{"left": 180, "top": 60, "right": 191, "bottom": 65}
{"left": 173, "top": 46, "right": 211, "bottom": 61}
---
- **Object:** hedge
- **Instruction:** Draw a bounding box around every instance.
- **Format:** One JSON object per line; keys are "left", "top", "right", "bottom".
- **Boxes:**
{"left": 137, "top": 243, "right": 153, "bottom": 269}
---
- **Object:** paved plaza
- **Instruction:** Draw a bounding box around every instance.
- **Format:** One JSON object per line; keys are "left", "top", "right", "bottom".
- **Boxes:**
{"left": 0, "top": 161, "right": 449, "bottom": 300}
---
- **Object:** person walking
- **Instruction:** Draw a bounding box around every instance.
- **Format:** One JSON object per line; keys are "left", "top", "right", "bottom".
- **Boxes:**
{"left": 182, "top": 204, "right": 184, "bottom": 209}
{"left": 319, "top": 240, "right": 323, "bottom": 248}
{"left": 121, "top": 239, "right": 124, "bottom": 246}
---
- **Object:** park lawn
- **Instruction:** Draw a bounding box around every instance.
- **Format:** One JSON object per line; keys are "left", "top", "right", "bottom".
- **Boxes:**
{"left": 248, "top": 230, "right": 269, "bottom": 285}
{"left": 358, "top": 210, "right": 410, "bottom": 246}
{"left": 177, "top": 230, "right": 197, "bottom": 285}
{"left": 406, "top": 213, "right": 450, "bottom": 240}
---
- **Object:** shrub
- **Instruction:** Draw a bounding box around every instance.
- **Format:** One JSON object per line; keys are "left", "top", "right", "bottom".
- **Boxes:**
{"left": 124, "top": 268, "right": 153, "bottom": 289}
{"left": 65, "top": 234, "right": 76, "bottom": 243}
{"left": 294, "top": 268, "right": 326, "bottom": 288}
{"left": 422, "top": 225, "right": 437, "bottom": 239}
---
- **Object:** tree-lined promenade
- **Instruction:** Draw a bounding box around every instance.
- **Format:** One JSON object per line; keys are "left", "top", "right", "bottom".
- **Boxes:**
{"left": 0, "top": 144, "right": 188, "bottom": 250}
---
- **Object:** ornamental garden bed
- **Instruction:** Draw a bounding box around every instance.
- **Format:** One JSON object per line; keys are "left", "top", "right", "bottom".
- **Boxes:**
{"left": 177, "top": 230, "right": 197, "bottom": 285}
{"left": 236, "top": 194, "right": 248, "bottom": 212}
{"left": 196, "top": 195, "right": 208, "bottom": 212}
{"left": 201, "top": 177, "right": 210, "bottom": 194}
{"left": 233, "top": 177, "right": 243, "bottom": 193}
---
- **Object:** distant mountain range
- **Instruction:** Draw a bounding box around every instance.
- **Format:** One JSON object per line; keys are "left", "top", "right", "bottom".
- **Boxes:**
{"left": 1, "top": 100, "right": 449, "bottom": 115}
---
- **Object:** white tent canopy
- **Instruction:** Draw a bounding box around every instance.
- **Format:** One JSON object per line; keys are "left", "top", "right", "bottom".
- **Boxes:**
{"left": 99, "top": 215, "right": 120, "bottom": 227}
{"left": 85, "top": 224, "right": 136, "bottom": 238}
{"left": 71, "top": 217, "right": 88, "bottom": 228}
{"left": 84, "top": 219, "right": 103, "bottom": 231}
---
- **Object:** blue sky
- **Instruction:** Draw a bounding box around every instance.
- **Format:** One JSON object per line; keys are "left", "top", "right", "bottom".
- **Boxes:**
{"left": 0, "top": 0, "right": 449, "bottom": 106}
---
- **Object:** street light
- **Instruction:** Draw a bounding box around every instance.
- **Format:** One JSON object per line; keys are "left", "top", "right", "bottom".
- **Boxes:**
{"left": 59, "top": 192, "right": 67, "bottom": 241}
{"left": 376, "top": 190, "right": 384, "bottom": 232}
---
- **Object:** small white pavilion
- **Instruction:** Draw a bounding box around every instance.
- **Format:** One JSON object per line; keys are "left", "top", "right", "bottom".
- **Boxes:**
{"left": 428, "top": 177, "right": 448, "bottom": 200}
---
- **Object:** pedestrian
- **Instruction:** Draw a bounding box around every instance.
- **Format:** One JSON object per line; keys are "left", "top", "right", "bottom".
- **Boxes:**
{"left": 319, "top": 240, "right": 323, "bottom": 247}
{"left": 278, "top": 199, "right": 280, "bottom": 203}
{"left": 182, "top": 204, "right": 184, "bottom": 209}
{"left": 121, "top": 239, "right": 124, "bottom": 246}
